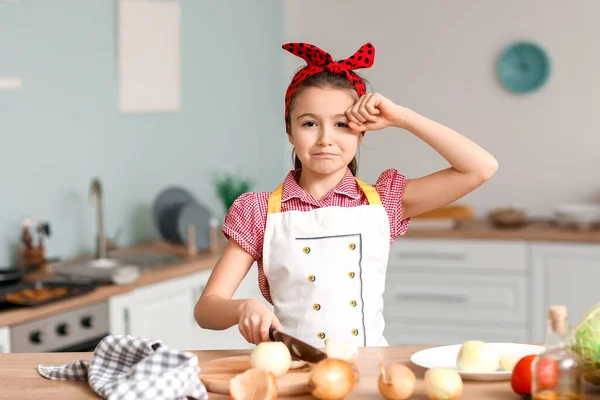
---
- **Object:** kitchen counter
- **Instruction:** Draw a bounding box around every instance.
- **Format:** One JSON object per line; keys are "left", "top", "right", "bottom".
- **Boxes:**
{"left": 2, "top": 220, "right": 600, "bottom": 329}
{"left": 2, "top": 346, "right": 600, "bottom": 399}
{"left": 406, "top": 219, "right": 600, "bottom": 243}
{"left": 0, "top": 241, "right": 221, "bottom": 327}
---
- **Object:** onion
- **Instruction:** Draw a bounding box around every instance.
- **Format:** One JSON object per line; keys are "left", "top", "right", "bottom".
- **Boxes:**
{"left": 499, "top": 354, "right": 518, "bottom": 372}
{"left": 325, "top": 338, "right": 359, "bottom": 362}
{"left": 456, "top": 340, "right": 499, "bottom": 373}
{"left": 250, "top": 342, "right": 291, "bottom": 377}
{"left": 377, "top": 353, "right": 416, "bottom": 400}
{"left": 424, "top": 368, "right": 463, "bottom": 400}
{"left": 230, "top": 368, "right": 278, "bottom": 400}
{"left": 308, "top": 358, "right": 356, "bottom": 400}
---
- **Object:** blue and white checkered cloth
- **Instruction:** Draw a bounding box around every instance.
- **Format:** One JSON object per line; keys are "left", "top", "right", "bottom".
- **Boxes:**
{"left": 37, "top": 334, "right": 208, "bottom": 400}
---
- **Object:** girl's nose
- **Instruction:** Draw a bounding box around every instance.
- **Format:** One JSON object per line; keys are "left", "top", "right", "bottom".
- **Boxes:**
{"left": 317, "top": 126, "right": 333, "bottom": 146}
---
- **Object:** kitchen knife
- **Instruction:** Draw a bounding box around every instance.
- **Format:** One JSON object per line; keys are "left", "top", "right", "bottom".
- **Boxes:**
{"left": 269, "top": 327, "right": 328, "bottom": 364}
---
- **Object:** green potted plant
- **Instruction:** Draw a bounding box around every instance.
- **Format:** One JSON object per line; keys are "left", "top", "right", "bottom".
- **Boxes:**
{"left": 214, "top": 173, "right": 253, "bottom": 214}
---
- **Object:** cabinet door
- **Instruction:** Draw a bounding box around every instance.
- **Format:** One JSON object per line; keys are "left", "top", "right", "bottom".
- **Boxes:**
{"left": 188, "top": 269, "right": 246, "bottom": 350}
{"left": 109, "top": 291, "right": 135, "bottom": 336}
{"left": 0, "top": 326, "right": 11, "bottom": 353}
{"left": 390, "top": 238, "right": 528, "bottom": 274}
{"left": 385, "top": 320, "right": 528, "bottom": 346}
{"left": 531, "top": 243, "right": 600, "bottom": 342}
{"left": 385, "top": 238, "right": 530, "bottom": 345}
{"left": 127, "top": 275, "right": 198, "bottom": 350}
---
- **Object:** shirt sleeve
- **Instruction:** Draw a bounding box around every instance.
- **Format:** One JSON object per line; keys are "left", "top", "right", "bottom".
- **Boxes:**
{"left": 374, "top": 168, "right": 411, "bottom": 238}
{"left": 221, "top": 192, "right": 267, "bottom": 261}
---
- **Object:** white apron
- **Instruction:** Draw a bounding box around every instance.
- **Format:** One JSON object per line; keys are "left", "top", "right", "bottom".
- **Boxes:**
{"left": 262, "top": 177, "right": 391, "bottom": 348}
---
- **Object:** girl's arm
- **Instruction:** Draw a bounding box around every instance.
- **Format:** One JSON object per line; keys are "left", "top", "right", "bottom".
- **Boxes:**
{"left": 398, "top": 108, "right": 498, "bottom": 219}
{"left": 194, "top": 239, "right": 254, "bottom": 330}
{"left": 346, "top": 93, "right": 498, "bottom": 220}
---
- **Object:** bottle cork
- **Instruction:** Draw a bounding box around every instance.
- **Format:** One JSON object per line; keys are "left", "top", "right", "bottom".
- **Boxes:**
{"left": 548, "top": 305, "right": 568, "bottom": 334}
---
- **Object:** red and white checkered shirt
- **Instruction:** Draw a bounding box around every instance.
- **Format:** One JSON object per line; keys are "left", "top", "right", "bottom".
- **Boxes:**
{"left": 221, "top": 168, "right": 411, "bottom": 304}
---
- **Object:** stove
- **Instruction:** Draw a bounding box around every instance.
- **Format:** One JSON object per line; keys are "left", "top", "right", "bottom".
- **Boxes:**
{"left": 10, "top": 301, "right": 109, "bottom": 353}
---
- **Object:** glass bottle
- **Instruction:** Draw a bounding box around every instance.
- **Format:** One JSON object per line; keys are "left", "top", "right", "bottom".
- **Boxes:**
{"left": 531, "top": 305, "right": 585, "bottom": 400}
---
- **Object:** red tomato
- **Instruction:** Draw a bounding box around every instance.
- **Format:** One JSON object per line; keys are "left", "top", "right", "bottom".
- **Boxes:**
{"left": 511, "top": 354, "right": 536, "bottom": 395}
{"left": 511, "top": 354, "right": 560, "bottom": 396}
{"left": 534, "top": 358, "right": 559, "bottom": 390}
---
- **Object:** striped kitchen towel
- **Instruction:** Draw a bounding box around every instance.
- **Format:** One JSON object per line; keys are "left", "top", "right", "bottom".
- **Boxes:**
{"left": 37, "top": 334, "right": 208, "bottom": 400}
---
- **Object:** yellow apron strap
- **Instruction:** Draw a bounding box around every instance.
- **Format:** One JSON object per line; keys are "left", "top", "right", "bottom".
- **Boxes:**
{"left": 354, "top": 177, "right": 382, "bottom": 205}
{"left": 267, "top": 183, "right": 284, "bottom": 214}
{"left": 267, "top": 177, "right": 380, "bottom": 213}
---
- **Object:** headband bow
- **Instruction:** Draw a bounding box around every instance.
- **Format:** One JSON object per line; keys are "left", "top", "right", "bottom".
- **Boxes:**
{"left": 282, "top": 42, "right": 375, "bottom": 120}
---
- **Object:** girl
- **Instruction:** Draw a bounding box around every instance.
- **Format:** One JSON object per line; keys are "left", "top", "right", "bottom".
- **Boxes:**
{"left": 194, "top": 42, "right": 498, "bottom": 348}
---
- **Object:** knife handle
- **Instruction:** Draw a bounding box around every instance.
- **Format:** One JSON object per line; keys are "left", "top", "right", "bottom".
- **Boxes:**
{"left": 268, "top": 327, "right": 277, "bottom": 341}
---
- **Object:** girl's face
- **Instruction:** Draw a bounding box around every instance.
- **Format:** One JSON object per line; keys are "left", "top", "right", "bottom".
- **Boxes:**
{"left": 288, "top": 86, "right": 363, "bottom": 176}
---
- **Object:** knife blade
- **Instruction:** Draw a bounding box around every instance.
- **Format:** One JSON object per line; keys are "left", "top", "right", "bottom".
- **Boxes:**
{"left": 269, "top": 327, "right": 328, "bottom": 364}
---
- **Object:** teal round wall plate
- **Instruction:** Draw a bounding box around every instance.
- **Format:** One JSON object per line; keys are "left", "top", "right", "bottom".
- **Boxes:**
{"left": 496, "top": 41, "right": 551, "bottom": 94}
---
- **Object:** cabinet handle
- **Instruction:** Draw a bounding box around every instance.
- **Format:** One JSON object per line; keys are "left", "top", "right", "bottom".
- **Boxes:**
{"left": 124, "top": 307, "right": 131, "bottom": 335}
{"left": 396, "top": 293, "right": 467, "bottom": 303}
{"left": 394, "top": 251, "right": 466, "bottom": 261}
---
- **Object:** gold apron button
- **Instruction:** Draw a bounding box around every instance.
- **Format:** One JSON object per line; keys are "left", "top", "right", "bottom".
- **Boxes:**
{"left": 351, "top": 329, "right": 359, "bottom": 336}
{"left": 317, "top": 332, "right": 326, "bottom": 339}
{"left": 348, "top": 243, "right": 356, "bottom": 250}
{"left": 348, "top": 272, "right": 355, "bottom": 279}
{"left": 313, "top": 303, "right": 321, "bottom": 311}
{"left": 350, "top": 300, "right": 357, "bottom": 307}
{"left": 303, "top": 247, "right": 311, "bottom": 254}
{"left": 308, "top": 275, "right": 315, "bottom": 282}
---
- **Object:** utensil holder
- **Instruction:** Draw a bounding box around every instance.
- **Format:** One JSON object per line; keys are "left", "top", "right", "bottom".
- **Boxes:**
{"left": 19, "top": 246, "right": 45, "bottom": 270}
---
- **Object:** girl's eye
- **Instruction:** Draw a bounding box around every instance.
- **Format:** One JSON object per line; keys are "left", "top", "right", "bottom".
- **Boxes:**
{"left": 335, "top": 122, "right": 349, "bottom": 128}
{"left": 302, "top": 121, "right": 316, "bottom": 127}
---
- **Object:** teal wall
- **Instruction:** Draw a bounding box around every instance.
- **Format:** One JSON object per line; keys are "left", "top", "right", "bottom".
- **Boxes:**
{"left": 0, "top": 1, "right": 285, "bottom": 266}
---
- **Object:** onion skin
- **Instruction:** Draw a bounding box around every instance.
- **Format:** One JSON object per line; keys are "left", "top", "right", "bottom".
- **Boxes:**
{"left": 424, "top": 368, "right": 463, "bottom": 400}
{"left": 308, "top": 358, "right": 355, "bottom": 400}
{"left": 229, "top": 368, "right": 278, "bottom": 400}
{"left": 289, "top": 359, "right": 308, "bottom": 369}
{"left": 378, "top": 364, "right": 416, "bottom": 400}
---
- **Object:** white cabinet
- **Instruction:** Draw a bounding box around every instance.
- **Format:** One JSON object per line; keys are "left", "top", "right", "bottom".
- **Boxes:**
{"left": 0, "top": 326, "right": 10, "bottom": 353}
{"left": 103, "top": 236, "right": 600, "bottom": 350}
{"left": 108, "top": 265, "right": 268, "bottom": 351}
{"left": 530, "top": 242, "right": 600, "bottom": 342}
{"left": 384, "top": 238, "right": 529, "bottom": 346}
{"left": 131, "top": 273, "right": 202, "bottom": 350}
{"left": 385, "top": 238, "right": 600, "bottom": 347}
{"left": 109, "top": 274, "right": 199, "bottom": 350}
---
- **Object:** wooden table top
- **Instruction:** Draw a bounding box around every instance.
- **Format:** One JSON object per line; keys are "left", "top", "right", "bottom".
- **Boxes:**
{"left": 1, "top": 346, "right": 599, "bottom": 399}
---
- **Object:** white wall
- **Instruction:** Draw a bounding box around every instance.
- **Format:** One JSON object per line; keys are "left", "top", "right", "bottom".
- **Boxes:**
{"left": 0, "top": 1, "right": 285, "bottom": 265}
{"left": 284, "top": 0, "right": 600, "bottom": 217}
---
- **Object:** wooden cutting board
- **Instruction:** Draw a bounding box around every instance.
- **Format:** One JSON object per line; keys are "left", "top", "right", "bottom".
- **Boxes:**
{"left": 198, "top": 355, "right": 313, "bottom": 396}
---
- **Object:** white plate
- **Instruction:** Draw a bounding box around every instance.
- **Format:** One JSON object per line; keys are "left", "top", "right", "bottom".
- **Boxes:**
{"left": 410, "top": 343, "right": 545, "bottom": 381}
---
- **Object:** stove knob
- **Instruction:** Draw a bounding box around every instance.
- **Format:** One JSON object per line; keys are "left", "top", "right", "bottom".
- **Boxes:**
{"left": 56, "top": 323, "right": 69, "bottom": 336}
{"left": 81, "top": 316, "right": 94, "bottom": 329}
{"left": 29, "top": 330, "right": 43, "bottom": 345}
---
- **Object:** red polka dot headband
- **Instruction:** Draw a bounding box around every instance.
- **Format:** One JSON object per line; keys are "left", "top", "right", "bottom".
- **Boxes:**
{"left": 282, "top": 42, "right": 376, "bottom": 120}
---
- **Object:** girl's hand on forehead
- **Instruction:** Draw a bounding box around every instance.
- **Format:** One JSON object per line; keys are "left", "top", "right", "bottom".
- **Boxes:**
{"left": 345, "top": 92, "right": 408, "bottom": 133}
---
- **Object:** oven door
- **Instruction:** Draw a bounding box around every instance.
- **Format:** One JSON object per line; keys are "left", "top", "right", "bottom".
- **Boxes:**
{"left": 52, "top": 334, "right": 108, "bottom": 352}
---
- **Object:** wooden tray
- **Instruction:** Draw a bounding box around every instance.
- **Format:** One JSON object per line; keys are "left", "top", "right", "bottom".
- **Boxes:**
{"left": 198, "top": 355, "right": 312, "bottom": 396}
{"left": 0, "top": 280, "right": 97, "bottom": 307}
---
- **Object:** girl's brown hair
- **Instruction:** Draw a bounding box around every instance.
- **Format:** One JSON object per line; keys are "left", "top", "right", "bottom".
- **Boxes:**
{"left": 285, "top": 70, "right": 367, "bottom": 176}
